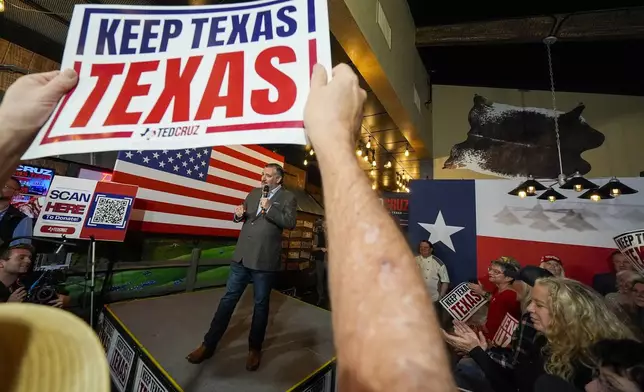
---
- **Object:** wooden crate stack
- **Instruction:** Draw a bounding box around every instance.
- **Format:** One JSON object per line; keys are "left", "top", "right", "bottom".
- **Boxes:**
{"left": 281, "top": 218, "right": 315, "bottom": 271}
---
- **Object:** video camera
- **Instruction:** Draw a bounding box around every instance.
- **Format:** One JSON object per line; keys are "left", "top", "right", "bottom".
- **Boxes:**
{"left": 21, "top": 269, "right": 67, "bottom": 305}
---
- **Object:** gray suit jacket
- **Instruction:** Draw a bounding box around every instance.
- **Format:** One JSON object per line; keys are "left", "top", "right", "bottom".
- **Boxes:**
{"left": 232, "top": 187, "right": 297, "bottom": 271}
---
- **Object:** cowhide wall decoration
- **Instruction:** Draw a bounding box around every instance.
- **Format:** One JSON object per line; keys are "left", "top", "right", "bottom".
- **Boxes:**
{"left": 442, "top": 94, "right": 605, "bottom": 179}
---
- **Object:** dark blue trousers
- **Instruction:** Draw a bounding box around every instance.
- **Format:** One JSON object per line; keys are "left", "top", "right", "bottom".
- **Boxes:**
{"left": 203, "top": 261, "right": 275, "bottom": 351}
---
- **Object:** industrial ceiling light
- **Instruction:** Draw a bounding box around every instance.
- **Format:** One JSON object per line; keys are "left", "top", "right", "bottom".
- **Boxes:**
{"left": 517, "top": 175, "right": 547, "bottom": 195}
{"left": 366, "top": 137, "right": 371, "bottom": 149}
{"left": 560, "top": 171, "right": 598, "bottom": 192}
{"left": 508, "top": 184, "right": 536, "bottom": 199}
{"left": 579, "top": 187, "right": 614, "bottom": 202}
{"left": 598, "top": 176, "right": 638, "bottom": 197}
{"left": 537, "top": 187, "right": 567, "bottom": 203}
{"left": 508, "top": 36, "right": 636, "bottom": 202}
{"left": 404, "top": 144, "right": 410, "bottom": 157}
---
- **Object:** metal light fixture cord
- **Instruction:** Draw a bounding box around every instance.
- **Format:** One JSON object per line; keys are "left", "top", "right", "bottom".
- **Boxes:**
{"left": 546, "top": 39, "right": 564, "bottom": 178}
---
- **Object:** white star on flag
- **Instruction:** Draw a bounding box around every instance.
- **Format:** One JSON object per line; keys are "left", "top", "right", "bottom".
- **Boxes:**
{"left": 418, "top": 211, "right": 464, "bottom": 252}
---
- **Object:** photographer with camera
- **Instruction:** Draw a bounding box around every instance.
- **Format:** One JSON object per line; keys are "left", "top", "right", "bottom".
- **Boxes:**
{"left": 0, "top": 244, "right": 68, "bottom": 307}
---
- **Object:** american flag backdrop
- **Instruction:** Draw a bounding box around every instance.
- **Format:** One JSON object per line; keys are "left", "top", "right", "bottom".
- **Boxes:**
{"left": 112, "top": 145, "right": 285, "bottom": 238}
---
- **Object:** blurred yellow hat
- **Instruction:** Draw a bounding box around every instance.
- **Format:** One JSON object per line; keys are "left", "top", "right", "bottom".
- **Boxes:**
{"left": 0, "top": 303, "right": 109, "bottom": 392}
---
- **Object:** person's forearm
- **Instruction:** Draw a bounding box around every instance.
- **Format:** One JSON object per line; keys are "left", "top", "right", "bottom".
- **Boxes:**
{"left": 440, "top": 283, "right": 449, "bottom": 297}
{"left": 316, "top": 144, "right": 455, "bottom": 391}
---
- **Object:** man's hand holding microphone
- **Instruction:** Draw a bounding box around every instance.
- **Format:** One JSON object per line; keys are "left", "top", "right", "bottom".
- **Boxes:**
{"left": 234, "top": 204, "right": 246, "bottom": 219}
{"left": 259, "top": 185, "right": 270, "bottom": 213}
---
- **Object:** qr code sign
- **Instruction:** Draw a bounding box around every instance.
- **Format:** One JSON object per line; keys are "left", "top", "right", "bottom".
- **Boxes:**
{"left": 87, "top": 194, "right": 133, "bottom": 229}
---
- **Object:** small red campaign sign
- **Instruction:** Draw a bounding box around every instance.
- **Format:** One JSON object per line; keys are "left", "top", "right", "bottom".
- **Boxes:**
{"left": 492, "top": 313, "right": 519, "bottom": 348}
{"left": 439, "top": 282, "right": 489, "bottom": 321}
{"left": 34, "top": 176, "right": 137, "bottom": 242}
{"left": 23, "top": 0, "right": 332, "bottom": 159}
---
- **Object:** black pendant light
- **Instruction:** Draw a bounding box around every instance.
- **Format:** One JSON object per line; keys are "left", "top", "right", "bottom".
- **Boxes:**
{"left": 560, "top": 171, "right": 598, "bottom": 192}
{"left": 518, "top": 175, "right": 547, "bottom": 195}
{"left": 508, "top": 184, "right": 537, "bottom": 198}
{"left": 509, "top": 175, "right": 546, "bottom": 198}
{"left": 537, "top": 187, "right": 567, "bottom": 203}
{"left": 598, "top": 177, "right": 638, "bottom": 197}
{"left": 578, "top": 187, "right": 614, "bottom": 202}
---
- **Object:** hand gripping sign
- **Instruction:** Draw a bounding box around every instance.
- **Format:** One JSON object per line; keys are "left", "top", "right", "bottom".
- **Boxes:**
{"left": 439, "top": 282, "right": 489, "bottom": 322}
{"left": 614, "top": 229, "right": 644, "bottom": 274}
{"left": 23, "top": 0, "right": 332, "bottom": 159}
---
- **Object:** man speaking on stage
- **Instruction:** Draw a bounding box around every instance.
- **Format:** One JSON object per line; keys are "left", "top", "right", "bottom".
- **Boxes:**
{"left": 186, "top": 163, "right": 297, "bottom": 371}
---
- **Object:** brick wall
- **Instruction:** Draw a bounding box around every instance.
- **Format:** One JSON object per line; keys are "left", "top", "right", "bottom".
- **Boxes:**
{"left": 0, "top": 38, "right": 59, "bottom": 92}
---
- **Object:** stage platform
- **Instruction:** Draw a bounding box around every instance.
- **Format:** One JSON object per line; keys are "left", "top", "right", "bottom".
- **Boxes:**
{"left": 98, "top": 288, "right": 336, "bottom": 392}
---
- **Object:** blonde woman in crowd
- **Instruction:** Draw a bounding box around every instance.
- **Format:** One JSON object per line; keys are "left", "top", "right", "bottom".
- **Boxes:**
{"left": 625, "top": 274, "right": 644, "bottom": 337}
{"left": 605, "top": 270, "right": 640, "bottom": 328}
{"left": 606, "top": 270, "right": 639, "bottom": 309}
{"left": 527, "top": 278, "right": 636, "bottom": 389}
{"left": 443, "top": 277, "right": 636, "bottom": 392}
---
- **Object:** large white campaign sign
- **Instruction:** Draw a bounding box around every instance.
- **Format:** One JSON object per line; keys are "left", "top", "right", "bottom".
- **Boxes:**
{"left": 614, "top": 229, "right": 644, "bottom": 274}
{"left": 23, "top": 0, "right": 331, "bottom": 159}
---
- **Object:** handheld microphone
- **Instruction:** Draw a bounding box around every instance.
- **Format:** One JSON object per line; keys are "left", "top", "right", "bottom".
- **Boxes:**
{"left": 261, "top": 185, "right": 269, "bottom": 214}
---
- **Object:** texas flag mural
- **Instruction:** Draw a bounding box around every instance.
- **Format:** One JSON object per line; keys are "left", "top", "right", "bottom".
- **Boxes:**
{"left": 408, "top": 178, "right": 644, "bottom": 286}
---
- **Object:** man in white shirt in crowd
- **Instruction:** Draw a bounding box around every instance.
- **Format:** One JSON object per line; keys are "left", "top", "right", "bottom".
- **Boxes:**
{"left": 416, "top": 240, "right": 450, "bottom": 325}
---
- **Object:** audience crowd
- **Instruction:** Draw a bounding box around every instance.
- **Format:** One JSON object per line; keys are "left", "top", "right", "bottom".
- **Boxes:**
{"left": 429, "top": 248, "right": 644, "bottom": 392}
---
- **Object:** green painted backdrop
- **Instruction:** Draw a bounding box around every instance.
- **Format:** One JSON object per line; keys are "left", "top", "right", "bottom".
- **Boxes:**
{"left": 58, "top": 237, "right": 237, "bottom": 303}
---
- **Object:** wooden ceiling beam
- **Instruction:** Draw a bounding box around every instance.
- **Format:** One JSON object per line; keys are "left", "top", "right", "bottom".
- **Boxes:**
{"left": 416, "top": 7, "right": 644, "bottom": 46}
{"left": 18, "top": 0, "right": 70, "bottom": 27}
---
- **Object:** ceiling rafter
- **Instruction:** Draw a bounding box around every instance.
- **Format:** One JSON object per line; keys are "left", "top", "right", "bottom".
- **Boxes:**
{"left": 416, "top": 7, "right": 644, "bottom": 46}
{"left": 14, "top": 0, "right": 71, "bottom": 27}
